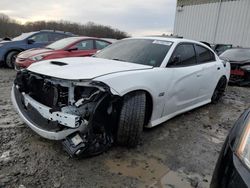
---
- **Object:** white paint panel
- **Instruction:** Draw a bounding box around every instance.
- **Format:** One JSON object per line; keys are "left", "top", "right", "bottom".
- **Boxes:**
{"left": 174, "top": 0, "right": 250, "bottom": 47}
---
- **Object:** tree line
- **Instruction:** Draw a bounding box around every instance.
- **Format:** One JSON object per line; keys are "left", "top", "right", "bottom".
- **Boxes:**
{"left": 0, "top": 14, "right": 129, "bottom": 39}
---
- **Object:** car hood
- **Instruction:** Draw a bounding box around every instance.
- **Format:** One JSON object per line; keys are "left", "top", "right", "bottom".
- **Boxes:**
{"left": 28, "top": 57, "right": 153, "bottom": 80}
{"left": 0, "top": 40, "right": 12, "bottom": 45}
{"left": 0, "top": 40, "right": 25, "bottom": 48}
{"left": 18, "top": 48, "right": 55, "bottom": 58}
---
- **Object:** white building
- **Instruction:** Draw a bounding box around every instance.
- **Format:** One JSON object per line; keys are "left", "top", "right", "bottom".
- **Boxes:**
{"left": 174, "top": 0, "right": 250, "bottom": 47}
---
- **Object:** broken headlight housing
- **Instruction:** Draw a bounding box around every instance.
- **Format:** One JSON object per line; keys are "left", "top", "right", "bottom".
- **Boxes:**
{"left": 236, "top": 118, "right": 250, "bottom": 169}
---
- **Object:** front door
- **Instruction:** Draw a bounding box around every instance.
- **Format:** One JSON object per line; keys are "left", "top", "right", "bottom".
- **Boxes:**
{"left": 69, "top": 39, "right": 96, "bottom": 57}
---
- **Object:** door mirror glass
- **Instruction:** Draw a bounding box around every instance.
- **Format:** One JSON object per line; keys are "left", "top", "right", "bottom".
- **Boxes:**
{"left": 171, "top": 55, "right": 181, "bottom": 65}
{"left": 67, "top": 47, "right": 78, "bottom": 51}
{"left": 27, "top": 38, "right": 35, "bottom": 44}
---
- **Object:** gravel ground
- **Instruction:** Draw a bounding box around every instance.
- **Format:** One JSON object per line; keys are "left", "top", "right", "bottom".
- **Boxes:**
{"left": 0, "top": 68, "right": 250, "bottom": 188}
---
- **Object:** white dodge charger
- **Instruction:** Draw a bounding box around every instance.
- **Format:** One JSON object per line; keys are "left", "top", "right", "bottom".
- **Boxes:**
{"left": 12, "top": 37, "right": 230, "bottom": 157}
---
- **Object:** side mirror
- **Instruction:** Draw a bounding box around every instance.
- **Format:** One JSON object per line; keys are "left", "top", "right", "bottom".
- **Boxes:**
{"left": 169, "top": 55, "right": 181, "bottom": 66}
{"left": 27, "top": 38, "right": 35, "bottom": 44}
{"left": 67, "top": 47, "right": 78, "bottom": 51}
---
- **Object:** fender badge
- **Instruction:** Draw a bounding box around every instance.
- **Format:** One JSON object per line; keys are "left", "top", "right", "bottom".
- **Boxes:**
{"left": 159, "top": 92, "right": 165, "bottom": 97}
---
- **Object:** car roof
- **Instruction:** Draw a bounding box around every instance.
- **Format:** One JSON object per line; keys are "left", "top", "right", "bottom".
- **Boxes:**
{"left": 124, "top": 36, "right": 204, "bottom": 44}
{"left": 228, "top": 47, "right": 250, "bottom": 50}
{"left": 64, "top": 36, "right": 112, "bottom": 41}
{"left": 39, "top": 30, "right": 75, "bottom": 36}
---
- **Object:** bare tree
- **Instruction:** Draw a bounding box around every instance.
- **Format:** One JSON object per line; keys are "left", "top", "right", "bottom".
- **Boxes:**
{"left": 0, "top": 14, "right": 129, "bottom": 39}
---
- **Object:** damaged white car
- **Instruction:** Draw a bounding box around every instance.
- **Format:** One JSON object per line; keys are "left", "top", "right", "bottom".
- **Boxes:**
{"left": 12, "top": 37, "right": 230, "bottom": 157}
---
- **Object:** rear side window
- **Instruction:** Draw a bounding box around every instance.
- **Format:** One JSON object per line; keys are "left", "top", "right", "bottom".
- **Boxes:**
{"left": 195, "top": 45, "right": 215, "bottom": 63}
{"left": 168, "top": 44, "right": 196, "bottom": 67}
{"left": 95, "top": 40, "right": 110, "bottom": 50}
{"left": 74, "top": 40, "right": 94, "bottom": 50}
{"left": 48, "top": 33, "right": 67, "bottom": 42}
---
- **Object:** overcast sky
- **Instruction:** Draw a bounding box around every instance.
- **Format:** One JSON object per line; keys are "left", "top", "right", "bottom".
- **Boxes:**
{"left": 0, "top": 0, "right": 177, "bottom": 36}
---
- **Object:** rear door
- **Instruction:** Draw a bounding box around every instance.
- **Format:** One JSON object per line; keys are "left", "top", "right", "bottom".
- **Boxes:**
{"left": 194, "top": 44, "right": 219, "bottom": 101}
{"left": 163, "top": 43, "right": 203, "bottom": 116}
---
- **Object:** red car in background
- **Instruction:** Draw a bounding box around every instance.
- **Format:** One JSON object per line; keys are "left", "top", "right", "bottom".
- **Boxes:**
{"left": 15, "top": 37, "right": 112, "bottom": 69}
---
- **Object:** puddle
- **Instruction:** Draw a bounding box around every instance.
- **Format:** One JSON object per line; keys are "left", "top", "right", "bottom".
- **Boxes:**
{"left": 105, "top": 154, "right": 169, "bottom": 187}
{"left": 160, "top": 171, "right": 192, "bottom": 188}
{"left": 211, "top": 136, "right": 224, "bottom": 144}
{"left": 0, "top": 150, "right": 11, "bottom": 161}
{"left": 105, "top": 153, "right": 208, "bottom": 188}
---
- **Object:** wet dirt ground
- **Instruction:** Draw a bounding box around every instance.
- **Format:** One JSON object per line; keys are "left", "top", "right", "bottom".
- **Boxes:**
{"left": 0, "top": 68, "right": 250, "bottom": 188}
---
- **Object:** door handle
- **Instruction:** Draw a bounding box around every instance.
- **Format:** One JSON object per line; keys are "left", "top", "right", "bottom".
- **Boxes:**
{"left": 196, "top": 74, "right": 202, "bottom": 77}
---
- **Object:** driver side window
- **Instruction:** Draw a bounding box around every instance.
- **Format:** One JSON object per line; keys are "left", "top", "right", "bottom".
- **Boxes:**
{"left": 168, "top": 44, "right": 196, "bottom": 67}
{"left": 29, "top": 33, "right": 49, "bottom": 43}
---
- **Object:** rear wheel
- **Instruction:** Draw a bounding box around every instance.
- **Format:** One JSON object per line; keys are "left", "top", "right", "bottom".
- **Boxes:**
{"left": 6, "top": 51, "right": 19, "bottom": 68}
{"left": 117, "top": 91, "right": 146, "bottom": 147}
{"left": 211, "top": 77, "right": 227, "bottom": 103}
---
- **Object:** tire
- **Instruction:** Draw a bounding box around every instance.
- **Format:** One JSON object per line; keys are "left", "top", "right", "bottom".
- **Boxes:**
{"left": 117, "top": 91, "right": 146, "bottom": 147}
{"left": 211, "top": 77, "right": 227, "bottom": 104}
{"left": 6, "top": 51, "right": 19, "bottom": 68}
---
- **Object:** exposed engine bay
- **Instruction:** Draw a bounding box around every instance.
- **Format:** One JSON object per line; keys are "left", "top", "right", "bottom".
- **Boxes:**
{"left": 13, "top": 70, "right": 120, "bottom": 158}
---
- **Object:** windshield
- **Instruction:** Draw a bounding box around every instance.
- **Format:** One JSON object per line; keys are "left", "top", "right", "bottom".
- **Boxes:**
{"left": 95, "top": 39, "right": 172, "bottom": 67}
{"left": 220, "top": 48, "right": 250, "bottom": 62}
{"left": 12, "top": 32, "right": 36, "bottom": 41}
{"left": 47, "top": 37, "right": 79, "bottom": 50}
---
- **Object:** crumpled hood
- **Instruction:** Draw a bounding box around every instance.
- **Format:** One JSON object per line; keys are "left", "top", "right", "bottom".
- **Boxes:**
{"left": 18, "top": 48, "right": 54, "bottom": 58}
{"left": 28, "top": 57, "right": 153, "bottom": 80}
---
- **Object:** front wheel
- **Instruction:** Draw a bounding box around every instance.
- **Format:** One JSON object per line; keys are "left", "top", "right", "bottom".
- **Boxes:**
{"left": 117, "top": 91, "right": 146, "bottom": 147}
{"left": 211, "top": 77, "right": 227, "bottom": 104}
{"left": 6, "top": 51, "right": 19, "bottom": 68}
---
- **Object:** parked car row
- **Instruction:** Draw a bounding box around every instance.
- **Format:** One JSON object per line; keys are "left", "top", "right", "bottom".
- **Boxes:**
{"left": 15, "top": 37, "right": 112, "bottom": 69}
{"left": 0, "top": 30, "right": 76, "bottom": 68}
{"left": 0, "top": 30, "right": 115, "bottom": 68}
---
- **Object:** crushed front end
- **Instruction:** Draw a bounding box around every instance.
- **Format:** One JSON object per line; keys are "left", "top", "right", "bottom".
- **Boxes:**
{"left": 230, "top": 63, "right": 250, "bottom": 86}
{"left": 12, "top": 70, "right": 120, "bottom": 157}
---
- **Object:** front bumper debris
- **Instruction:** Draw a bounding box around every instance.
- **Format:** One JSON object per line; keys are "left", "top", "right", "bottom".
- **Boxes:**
{"left": 12, "top": 70, "right": 117, "bottom": 157}
{"left": 11, "top": 86, "right": 87, "bottom": 140}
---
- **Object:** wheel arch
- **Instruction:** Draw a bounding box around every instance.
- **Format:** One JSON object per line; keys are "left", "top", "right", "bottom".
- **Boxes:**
{"left": 4, "top": 48, "right": 24, "bottom": 61}
{"left": 218, "top": 75, "right": 228, "bottom": 86}
{"left": 121, "top": 89, "right": 153, "bottom": 127}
